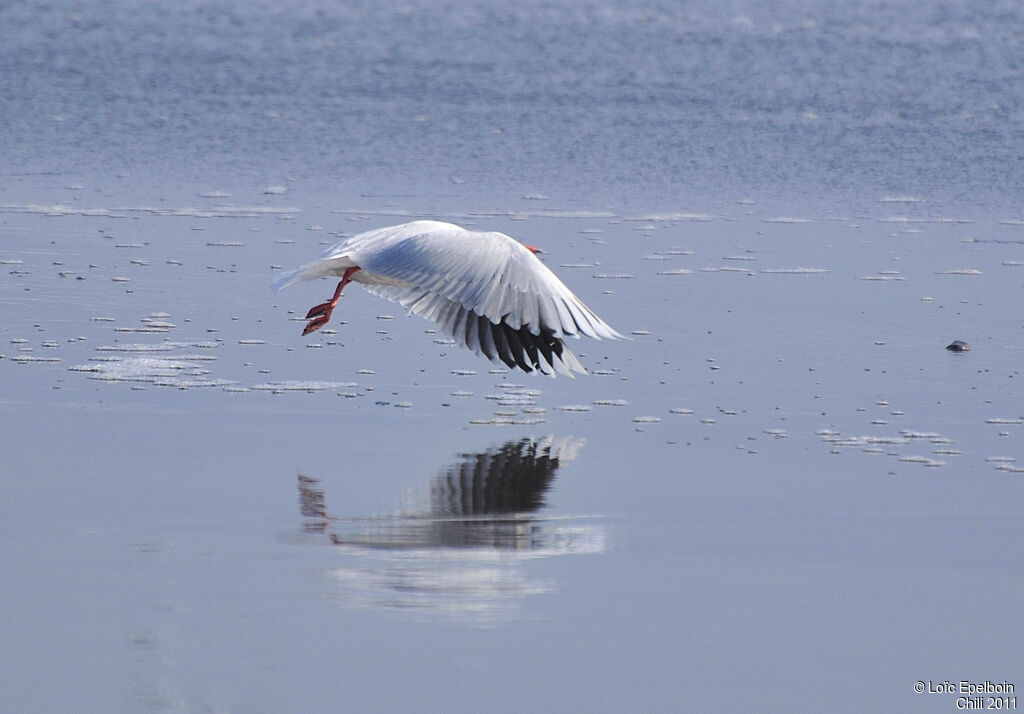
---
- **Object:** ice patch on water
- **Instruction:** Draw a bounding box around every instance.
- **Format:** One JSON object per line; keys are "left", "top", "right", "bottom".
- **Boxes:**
{"left": 94, "top": 340, "right": 218, "bottom": 353}
{"left": 0, "top": 203, "right": 301, "bottom": 218}
{"left": 11, "top": 355, "right": 61, "bottom": 364}
{"left": 861, "top": 273, "right": 905, "bottom": 281}
{"left": 898, "top": 456, "right": 945, "bottom": 467}
{"left": 760, "top": 267, "right": 830, "bottom": 274}
{"left": 702, "top": 266, "right": 755, "bottom": 274}
{"left": 0, "top": 204, "right": 129, "bottom": 217}
{"left": 469, "top": 415, "right": 546, "bottom": 425}
{"left": 633, "top": 212, "right": 712, "bottom": 222}
{"left": 250, "top": 380, "right": 358, "bottom": 392}
{"left": 69, "top": 356, "right": 233, "bottom": 388}
{"left": 95, "top": 343, "right": 174, "bottom": 353}
{"left": 881, "top": 216, "right": 973, "bottom": 224}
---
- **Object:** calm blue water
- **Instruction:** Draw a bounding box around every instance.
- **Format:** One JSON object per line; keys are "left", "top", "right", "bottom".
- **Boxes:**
{"left": 2, "top": 2, "right": 1022, "bottom": 713}
{"left": 3, "top": 0, "right": 1023, "bottom": 212}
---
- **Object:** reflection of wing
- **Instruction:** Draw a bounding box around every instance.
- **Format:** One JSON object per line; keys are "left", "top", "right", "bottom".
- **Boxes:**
{"left": 297, "top": 436, "right": 587, "bottom": 550}
{"left": 297, "top": 474, "right": 329, "bottom": 533}
{"left": 431, "top": 436, "right": 579, "bottom": 517}
{"left": 295, "top": 437, "right": 603, "bottom": 622}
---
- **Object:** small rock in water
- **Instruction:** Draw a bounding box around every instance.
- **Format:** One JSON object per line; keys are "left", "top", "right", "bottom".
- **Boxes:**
{"left": 945, "top": 340, "right": 969, "bottom": 352}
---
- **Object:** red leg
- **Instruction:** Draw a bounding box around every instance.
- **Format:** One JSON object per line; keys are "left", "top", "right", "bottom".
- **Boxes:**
{"left": 302, "top": 266, "right": 361, "bottom": 336}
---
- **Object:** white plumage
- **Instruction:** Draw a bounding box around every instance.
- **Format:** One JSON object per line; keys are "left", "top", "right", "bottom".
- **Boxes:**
{"left": 274, "top": 220, "right": 623, "bottom": 376}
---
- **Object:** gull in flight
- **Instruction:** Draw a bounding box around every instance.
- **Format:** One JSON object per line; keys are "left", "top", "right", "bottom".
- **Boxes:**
{"left": 274, "top": 220, "right": 623, "bottom": 376}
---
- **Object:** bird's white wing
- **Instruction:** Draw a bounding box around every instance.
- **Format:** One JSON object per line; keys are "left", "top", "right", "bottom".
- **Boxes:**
{"left": 351, "top": 221, "right": 623, "bottom": 340}
{"left": 278, "top": 220, "right": 622, "bottom": 376}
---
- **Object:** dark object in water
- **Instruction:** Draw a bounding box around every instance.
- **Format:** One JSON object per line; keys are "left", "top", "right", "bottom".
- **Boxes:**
{"left": 945, "top": 340, "right": 970, "bottom": 352}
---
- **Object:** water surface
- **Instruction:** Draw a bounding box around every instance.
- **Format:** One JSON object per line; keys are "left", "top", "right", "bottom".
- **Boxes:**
{"left": 1, "top": 1, "right": 1022, "bottom": 712}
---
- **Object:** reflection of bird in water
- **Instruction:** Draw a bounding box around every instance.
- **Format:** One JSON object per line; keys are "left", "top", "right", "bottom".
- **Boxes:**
{"left": 431, "top": 436, "right": 566, "bottom": 514}
{"left": 298, "top": 436, "right": 588, "bottom": 550}
{"left": 297, "top": 474, "right": 331, "bottom": 534}
{"left": 295, "top": 437, "right": 603, "bottom": 621}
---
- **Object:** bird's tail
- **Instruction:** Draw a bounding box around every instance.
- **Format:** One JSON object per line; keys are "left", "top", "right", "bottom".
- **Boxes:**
{"left": 271, "top": 264, "right": 312, "bottom": 292}
{"left": 272, "top": 256, "right": 355, "bottom": 292}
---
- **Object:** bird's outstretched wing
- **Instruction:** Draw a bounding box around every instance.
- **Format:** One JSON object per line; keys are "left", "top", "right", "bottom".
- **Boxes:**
{"left": 349, "top": 221, "right": 621, "bottom": 376}
{"left": 276, "top": 220, "right": 622, "bottom": 376}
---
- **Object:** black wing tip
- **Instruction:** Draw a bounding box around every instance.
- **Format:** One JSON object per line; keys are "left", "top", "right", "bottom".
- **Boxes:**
{"left": 485, "top": 319, "right": 578, "bottom": 376}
